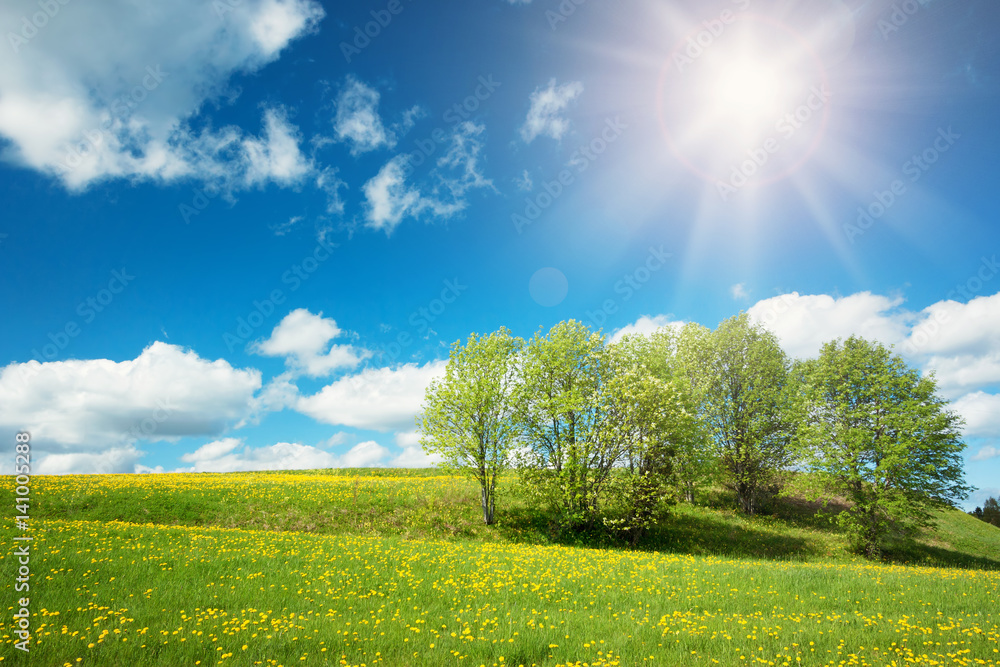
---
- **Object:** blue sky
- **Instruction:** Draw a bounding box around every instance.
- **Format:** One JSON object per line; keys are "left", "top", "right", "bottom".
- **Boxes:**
{"left": 0, "top": 0, "right": 997, "bottom": 509}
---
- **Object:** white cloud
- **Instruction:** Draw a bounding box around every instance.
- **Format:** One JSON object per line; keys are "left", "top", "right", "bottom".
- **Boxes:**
{"left": 434, "top": 121, "right": 495, "bottom": 200}
{"left": 731, "top": 283, "right": 750, "bottom": 301}
{"left": 520, "top": 79, "right": 584, "bottom": 143}
{"left": 391, "top": 445, "right": 442, "bottom": 468}
{"left": 270, "top": 215, "right": 304, "bottom": 236}
{"left": 0, "top": 342, "right": 261, "bottom": 452}
{"left": 395, "top": 431, "right": 421, "bottom": 448}
{"left": 0, "top": 0, "right": 323, "bottom": 190}
{"left": 241, "top": 108, "right": 312, "bottom": 187}
{"left": 952, "top": 391, "right": 1000, "bottom": 439}
{"left": 747, "top": 292, "right": 911, "bottom": 360}
{"left": 362, "top": 122, "right": 493, "bottom": 234}
{"left": 514, "top": 169, "right": 533, "bottom": 191}
{"left": 904, "top": 292, "right": 1000, "bottom": 357}
{"left": 920, "top": 353, "right": 1000, "bottom": 399}
{"left": 252, "top": 309, "right": 370, "bottom": 377}
{"left": 333, "top": 77, "right": 395, "bottom": 155}
{"left": 971, "top": 445, "right": 1000, "bottom": 462}
{"left": 362, "top": 155, "right": 426, "bottom": 232}
{"left": 340, "top": 441, "right": 390, "bottom": 467}
{"left": 316, "top": 167, "right": 347, "bottom": 215}
{"left": 34, "top": 445, "right": 146, "bottom": 475}
{"left": 390, "top": 430, "right": 441, "bottom": 467}
{"left": 296, "top": 361, "right": 447, "bottom": 431}
{"left": 609, "top": 315, "right": 685, "bottom": 344}
{"left": 176, "top": 438, "right": 389, "bottom": 473}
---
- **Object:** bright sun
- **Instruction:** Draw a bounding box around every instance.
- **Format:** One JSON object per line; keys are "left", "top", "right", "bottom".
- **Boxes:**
{"left": 658, "top": 15, "right": 830, "bottom": 188}
{"left": 702, "top": 56, "right": 795, "bottom": 133}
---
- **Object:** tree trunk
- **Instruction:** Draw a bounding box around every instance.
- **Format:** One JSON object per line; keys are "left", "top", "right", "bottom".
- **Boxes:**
{"left": 481, "top": 486, "right": 495, "bottom": 525}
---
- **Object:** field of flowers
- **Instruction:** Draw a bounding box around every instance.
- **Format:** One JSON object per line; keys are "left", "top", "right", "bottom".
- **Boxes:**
{"left": 2, "top": 472, "right": 999, "bottom": 665}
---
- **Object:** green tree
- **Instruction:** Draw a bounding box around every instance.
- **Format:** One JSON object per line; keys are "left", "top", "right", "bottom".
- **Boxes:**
{"left": 680, "top": 313, "right": 795, "bottom": 514}
{"left": 418, "top": 328, "right": 522, "bottom": 525}
{"left": 793, "top": 336, "right": 972, "bottom": 558}
{"left": 514, "top": 320, "right": 615, "bottom": 528}
{"left": 669, "top": 322, "right": 721, "bottom": 503}
{"left": 598, "top": 334, "right": 702, "bottom": 542}
{"left": 982, "top": 497, "right": 1000, "bottom": 527}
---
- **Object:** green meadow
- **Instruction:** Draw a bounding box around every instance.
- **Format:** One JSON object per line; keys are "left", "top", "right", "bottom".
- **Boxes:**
{"left": 2, "top": 470, "right": 998, "bottom": 665}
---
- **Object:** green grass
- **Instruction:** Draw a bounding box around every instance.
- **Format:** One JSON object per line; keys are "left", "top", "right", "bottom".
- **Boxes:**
{"left": 19, "top": 470, "right": 1000, "bottom": 568}
{"left": 2, "top": 470, "right": 999, "bottom": 665}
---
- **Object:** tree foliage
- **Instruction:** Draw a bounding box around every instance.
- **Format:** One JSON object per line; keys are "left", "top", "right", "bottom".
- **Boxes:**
{"left": 418, "top": 328, "right": 522, "bottom": 525}
{"left": 793, "top": 336, "right": 972, "bottom": 558}
{"left": 679, "top": 313, "right": 795, "bottom": 514}
{"left": 514, "top": 321, "right": 615, "bottom": 528}
{"left": 598, "top": 334, "right": 703, "bottom": 542}
{"left": 972, "top": 496, "right": 1000, "bottom": 527}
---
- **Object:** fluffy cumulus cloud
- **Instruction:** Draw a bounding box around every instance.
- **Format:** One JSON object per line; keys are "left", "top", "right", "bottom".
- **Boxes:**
{"left": 519, "top": 79, "right": 584, "bottom": 143}
{"left": 747, "top": 292, "right": 911, "bottom": 360}
{"left": 34, "top": 445, "right": 147, "bottom": 475}
{"left": 177, "top": 438, "right": 389, "bottom": 473}
{"left": 0, "top": 343, "right": 262, "bottom": 473}
{"left": 362, "top": 122, "right": 493, "bottom": 234}
{"left": 296, "top": 361, "right": 447, "bottom": 431}
{"left": 391, "top": 431, "right": 441, "bottom": 467}
{"left": 0, "top": 0, "right": 323, "bottom": 189}
{"left": 0, "top": 342, "right": 261, "bottom": 451}
{"left": 901, "top": 293, "right": 1000, "bottom": 397}
{"left": 951, "top": 392, "right": 1000, "bottom": 439}
{"left": 252, "top": 309, "right": 370, "bottom": 377}
{"left": 240, "top": 108, "right": 313, "bottom": 187}
{"left": 609, "top": 315, "right": 684, "bottom": 344}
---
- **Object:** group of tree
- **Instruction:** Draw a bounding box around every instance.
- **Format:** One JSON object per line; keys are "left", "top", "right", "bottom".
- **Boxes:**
{"left": 418, "top": 315, "right": 972, "bottom": 558}
{"left": 969, "top": 496, "right": 1000, "bottom": 527}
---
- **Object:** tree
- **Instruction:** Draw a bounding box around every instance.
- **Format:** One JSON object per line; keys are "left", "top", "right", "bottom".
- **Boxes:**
{"left": 514, "top": 321, "right": 613, "bottom": 528}
{"left": 668, "top": 323, "right": 720, "bottom": 503}
{"left": 418, "top": 328, "right": 522, "bottom": 525}
{"left": 598, "top": 334, "right": 702, "bottom": 542}
{"left": 793, "top": 336, "right": 972, "bottom": 558}
{"left": 680, "top": 313, "right": 795, "bottom": 514}
{"left": 982, "top": 497, "right": 1000, "bottom": 527}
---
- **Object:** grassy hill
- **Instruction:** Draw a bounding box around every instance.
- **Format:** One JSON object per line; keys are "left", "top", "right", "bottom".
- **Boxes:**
{"left": 18, "top": 468, "right": 1000, "bottom": 568}
{"left": 2, "top": 470, "right": 999, "bottom": 665}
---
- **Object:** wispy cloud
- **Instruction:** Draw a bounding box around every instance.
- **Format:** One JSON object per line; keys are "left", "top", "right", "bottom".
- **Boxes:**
{"left": 520, "top": 78, "right": 584, "bottom": 143}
